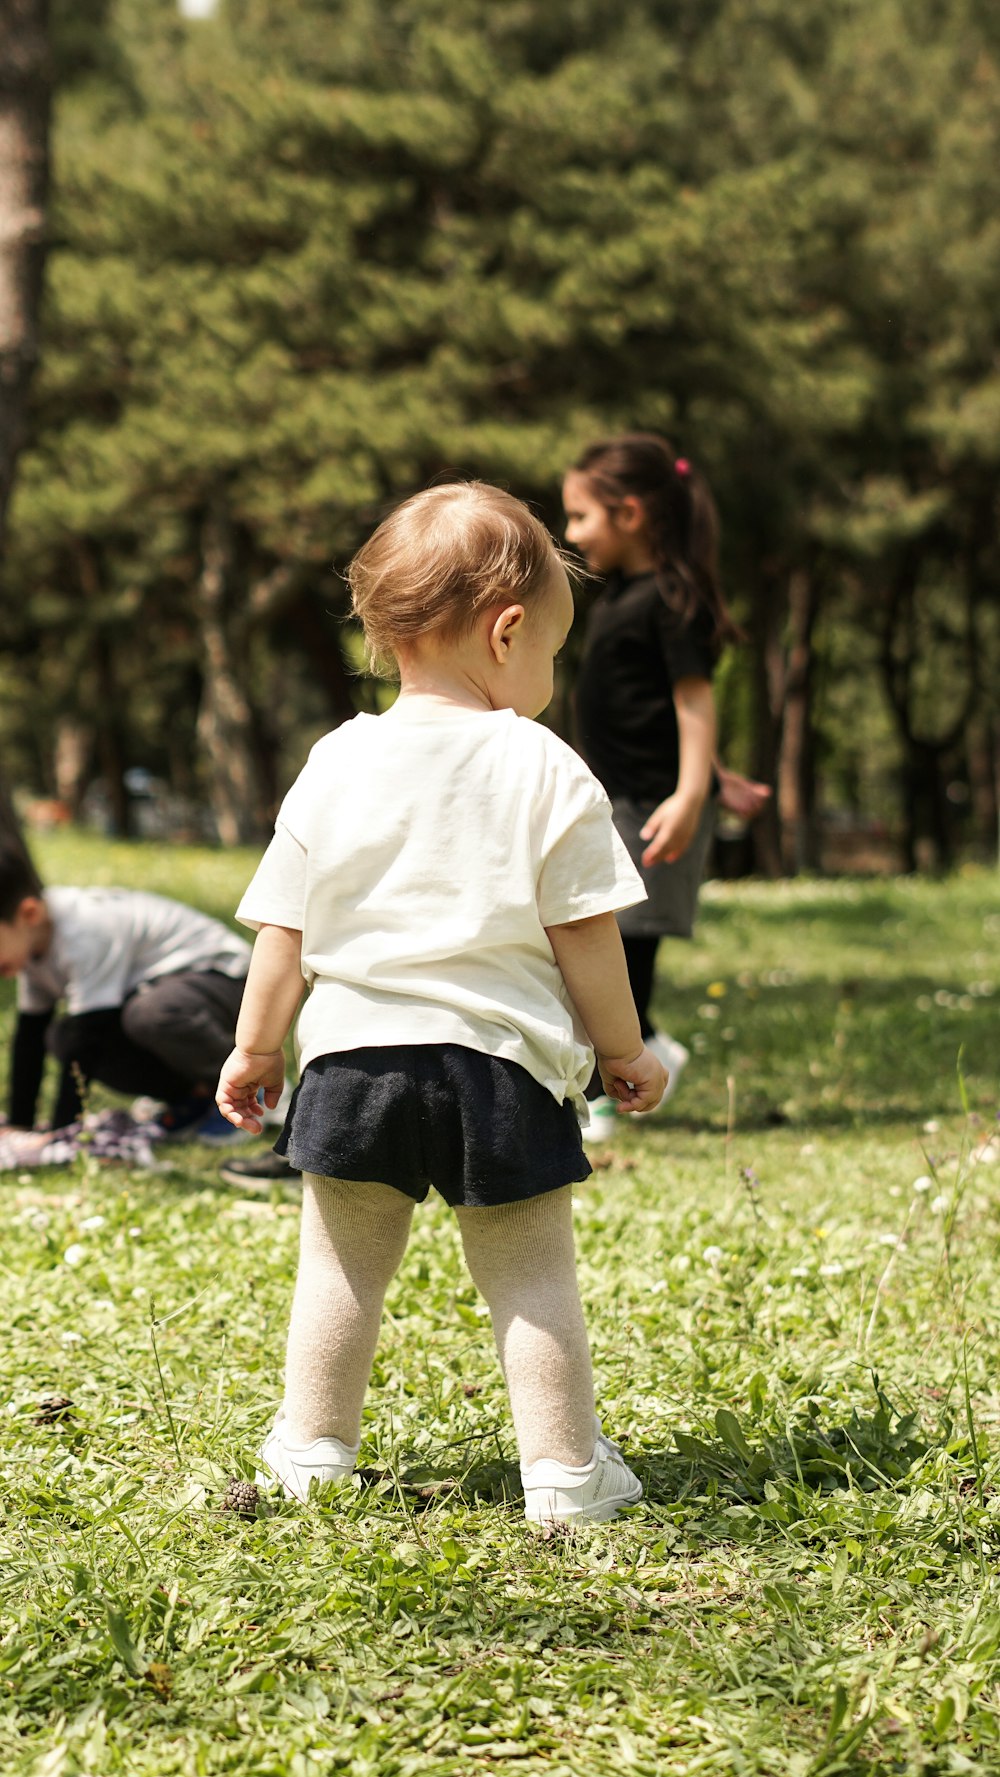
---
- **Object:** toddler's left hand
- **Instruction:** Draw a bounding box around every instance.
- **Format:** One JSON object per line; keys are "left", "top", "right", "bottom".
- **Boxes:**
{"left": 597, "top": 1044, "right": 667, "bottom": 1115}
{"left": 216, "top": 1047, "right": 285, "bottom": 1136}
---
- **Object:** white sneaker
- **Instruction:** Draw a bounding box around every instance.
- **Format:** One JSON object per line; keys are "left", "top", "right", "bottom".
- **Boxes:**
{"left": 581, "top": 1094, "right": 620, "bottom": 1144}
{"left": 522, "top": 1433, "right": 643, "bottom": 1525}
{"left": 643, "top": 1032, "right": 690, "bottom": 1111}
{"left": 255, "top": 1408, "right": 359, "bottom": 1502}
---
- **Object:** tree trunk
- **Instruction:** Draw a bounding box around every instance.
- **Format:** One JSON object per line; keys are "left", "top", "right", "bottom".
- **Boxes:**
{"left": 285, "top": 588, "right": 359, "bottom": 727}
{"left": 0, "top": 1, "right": 49, "bottom": 861}
{"left": 0, "top": 768, "right": 38, "bottom": 879}
{"left": 0, "top": 0, "right": 49, "bottom": 547}
{"left": 880, "top": 548, "right": 978, "bottom": 874}
{"left": 195, "top": 507, "right": 268, "bottom": 846}
{"left": 92, "top": 626, "right": 131, "bottom": 835}
{"left": 747, "top": 571, "right": 785, "bottom": 878}
{"left": 75, "top": 541, "right": 132, "bottom": 834}
{"left": 967, "top": 715, "right": 999, "bottom": 866}
{"left": 53, "top": 716, "right": 91, "bottom": 818}
{"left": 776, "top": 568, "right": 821, "bottom": 875}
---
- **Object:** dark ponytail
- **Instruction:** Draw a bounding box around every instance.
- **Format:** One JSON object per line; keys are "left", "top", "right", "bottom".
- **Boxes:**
{"left": 573, "top": 432, "right": 742, "bottom": 652}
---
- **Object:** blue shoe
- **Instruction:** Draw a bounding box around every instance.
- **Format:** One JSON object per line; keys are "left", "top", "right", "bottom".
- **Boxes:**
{"left": 155, "top": 1093, "right": 215, "bottom": 1139}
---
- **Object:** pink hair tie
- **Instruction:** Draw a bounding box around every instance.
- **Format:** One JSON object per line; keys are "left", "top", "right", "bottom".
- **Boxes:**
{"left": 674, "top": 457, "right": 691, "bottom": 477}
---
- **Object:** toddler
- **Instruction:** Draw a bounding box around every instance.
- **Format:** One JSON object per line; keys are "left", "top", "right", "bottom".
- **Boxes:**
{"left": 217, "top": 483, "right": 665, "bottom": 1525}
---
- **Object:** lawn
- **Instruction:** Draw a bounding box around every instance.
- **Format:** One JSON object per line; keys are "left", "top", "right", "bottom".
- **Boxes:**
{"left": 1, "top": 834, "right": 999, "bottom": 1775}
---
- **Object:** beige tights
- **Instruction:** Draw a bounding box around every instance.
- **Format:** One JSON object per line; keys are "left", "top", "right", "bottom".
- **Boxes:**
{"left": 282, "top": 1176, "right": 595, "bottom": 1469}
{"left": 455, "top": 1189, "right": 596, "bottom": 1467}
{"left": 282, "top": 1175, "right": 414, "bottom": 1446}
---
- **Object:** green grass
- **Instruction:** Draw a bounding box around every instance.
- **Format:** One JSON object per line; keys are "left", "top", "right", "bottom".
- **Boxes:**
{"left": 2, "top": 834, "right": 999, "bottom": 1774}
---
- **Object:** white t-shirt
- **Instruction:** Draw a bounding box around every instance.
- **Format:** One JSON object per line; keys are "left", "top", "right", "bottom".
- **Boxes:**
{"left": 19, "top": 886, "right": 251, "bottom": 1016}
{"left": 237, "top": 706, "right": 645, "bottom": 1112}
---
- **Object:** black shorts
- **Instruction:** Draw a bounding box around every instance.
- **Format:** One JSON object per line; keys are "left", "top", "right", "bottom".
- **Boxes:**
{"left": 613, "top": 794, "right": 716, "bottom": 939}
{"left": 274, "top": 1044, "right": 591, "bottom": 1209}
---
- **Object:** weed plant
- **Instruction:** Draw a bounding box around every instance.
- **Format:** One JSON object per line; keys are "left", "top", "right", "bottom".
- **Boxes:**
{"left": 1, "top": 836, "right": 998, "bottom": 1773}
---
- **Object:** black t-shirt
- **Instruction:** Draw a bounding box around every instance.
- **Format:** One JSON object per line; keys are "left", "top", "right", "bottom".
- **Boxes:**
{"left": 575, "top": 570, "right": 717, "bottom": 803}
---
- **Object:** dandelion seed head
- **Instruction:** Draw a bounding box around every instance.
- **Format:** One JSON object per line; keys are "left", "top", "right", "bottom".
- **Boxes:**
{"left": 63, "top": 1244, "right": 85, "bottom": 1267}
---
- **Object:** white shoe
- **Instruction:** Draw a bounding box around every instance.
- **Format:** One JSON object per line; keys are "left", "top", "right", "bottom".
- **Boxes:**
{"left": 255, "top": 1408, "right": 359, "bottom": 1502}
{"left": 581, "top": 1094, "right": 620, "bottom": 1144}
{"left": 522, "top": 1433, "right": 643, "bottom": 1525}
{"left": 643, "top": 1032, "right": 690, "bottom": 1111}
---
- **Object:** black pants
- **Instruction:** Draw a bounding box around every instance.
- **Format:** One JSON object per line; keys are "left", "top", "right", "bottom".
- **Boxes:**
{"left": 45, "top": 969, "right": 246, "bottom": 1129}
{"left": 585, "top": 935, "right": 659, "bottom": 1100}
{"left": 623, "top": 935, "right": 659, "bottom": 1038}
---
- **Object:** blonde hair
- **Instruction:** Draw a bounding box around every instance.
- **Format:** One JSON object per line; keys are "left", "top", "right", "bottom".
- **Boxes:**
{"left": 348, "top": 482, "right": 564, "bottom": 675}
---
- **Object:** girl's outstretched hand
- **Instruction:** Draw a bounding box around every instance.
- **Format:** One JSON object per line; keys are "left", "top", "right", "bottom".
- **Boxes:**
{"left": 216, "top": 1047, "right": 285, "bottom": 1135}
{"left": 716, "top": 766, "right": 771, "bottom": 822}
{"left": 597, "top": 1044, "right": 667, "bottom": 1114}
{"left": 639, "top": 792, "right": 703, "bottom": 866}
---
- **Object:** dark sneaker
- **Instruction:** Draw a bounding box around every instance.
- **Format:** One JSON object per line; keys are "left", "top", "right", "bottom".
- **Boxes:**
{"left": 155, "top": 1093, "right": 215, "bottom": 1138}
{"left": 219, "top": 1149, "right": 302, "bottom": 1193}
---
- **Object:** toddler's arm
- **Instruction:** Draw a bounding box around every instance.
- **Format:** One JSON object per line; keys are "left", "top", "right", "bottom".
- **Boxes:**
{"left": 216, "top": 923, "right": 304, "bottom": 1135}
{"left": 639, "top": 676, "right": 716, "bottom": 866}
{"left": 545, "top": 912, "right": 666, "bottom": 1113}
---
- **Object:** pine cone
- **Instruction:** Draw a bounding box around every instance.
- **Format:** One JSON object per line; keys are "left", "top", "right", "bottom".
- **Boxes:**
{"left": 221, "top": 1477, "right": 260, "bottom": 1519}
{"left": 35, "top": 1395, "right": 75, "bottom": 1425}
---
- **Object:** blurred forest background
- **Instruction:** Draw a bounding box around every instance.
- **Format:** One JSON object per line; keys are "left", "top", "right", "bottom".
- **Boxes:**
{"left": 1, "top": 0, "right": 998, "bottom": 876}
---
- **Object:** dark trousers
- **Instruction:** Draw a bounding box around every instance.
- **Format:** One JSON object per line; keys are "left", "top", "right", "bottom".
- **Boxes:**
{"left": 586, "top": 935, "right": 659, "bottom": 1100}
{"left": 46, "top": 969, "right": 246, "bottom": 1129}
{"left": 623, "top": 935, "right": 659, "bottom": 1038}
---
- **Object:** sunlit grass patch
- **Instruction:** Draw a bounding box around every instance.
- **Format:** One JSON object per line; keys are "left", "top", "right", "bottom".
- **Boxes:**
{"left": 0, "top": 854, "right": 998, "bottom": 1772}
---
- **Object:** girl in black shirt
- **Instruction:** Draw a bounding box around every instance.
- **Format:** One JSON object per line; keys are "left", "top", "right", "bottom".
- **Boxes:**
{"left": 563, "top": 432, "right": 743, "bottom": 1136}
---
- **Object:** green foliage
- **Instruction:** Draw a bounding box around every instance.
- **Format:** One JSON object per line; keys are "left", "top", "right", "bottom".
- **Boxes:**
{"left": 674, "top": 1386, "right": 934, "bottom": 1501}
{"left": 1, "top": 0, "right": 998, "bottom": 853}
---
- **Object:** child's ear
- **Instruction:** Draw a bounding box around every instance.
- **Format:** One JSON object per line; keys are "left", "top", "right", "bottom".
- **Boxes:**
{"left": 617, "top": 495, "right": 647, "bottom": 534}
{"left": 19, "top": 896, "right": 46, "bottom": 928}
{"left": 488, "top": 604, "right": 525, "bottom": 664}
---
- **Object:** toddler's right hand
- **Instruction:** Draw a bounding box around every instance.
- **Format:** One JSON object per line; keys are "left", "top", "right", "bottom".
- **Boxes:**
{"left": 216, "top": 1047, "right": 285, "bottom": 1135}
{"left": 597, "top": 1044, "right": 667, "bottom": 1115}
